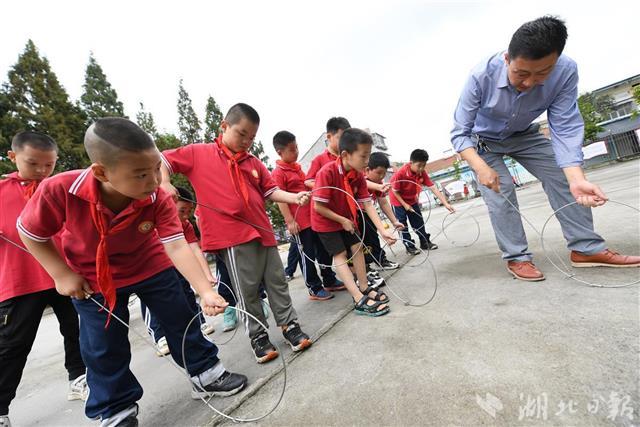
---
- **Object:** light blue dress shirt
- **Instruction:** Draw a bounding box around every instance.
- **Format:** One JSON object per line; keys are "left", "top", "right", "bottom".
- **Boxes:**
{"left": 451, "top": 52, "right": 585, "bottom": 167}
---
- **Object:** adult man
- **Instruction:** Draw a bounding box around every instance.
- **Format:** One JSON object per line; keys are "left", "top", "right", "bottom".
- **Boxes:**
{"left": 451, "top": 16, "right": 639, "bottom": 281}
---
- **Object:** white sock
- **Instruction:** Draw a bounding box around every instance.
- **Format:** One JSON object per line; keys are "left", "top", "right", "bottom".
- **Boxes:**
{"left": 191, "top": 361, "right": 225, "bottom": 388}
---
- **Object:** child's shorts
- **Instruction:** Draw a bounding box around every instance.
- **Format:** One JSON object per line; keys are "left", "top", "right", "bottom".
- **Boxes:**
{"left": 317, "top": 230, "right": 362, "bottom": 256}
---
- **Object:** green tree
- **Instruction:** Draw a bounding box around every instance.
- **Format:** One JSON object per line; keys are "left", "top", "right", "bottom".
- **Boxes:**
{"left": 0, "top": 40, "right": 88, "bottom": 172}
{"left": 80, "top": 53, "right": 125, "bottom": 124}
{"left": 203, "top": 95, "right": 223, "bottom": 142}
{"left": 136, "top": 102, "right": 158, "bottom": 137}
{"left": 578, "top": 92, "right": 613, "bottom": 143}
{"left": 177, "top": 79, "right": 201, "bottom": 144}
{"left": 631, "top": 86, "right": 640, "bottom": 119}
{"left": 452, "top": 158, "right": 462, "bottom": 180}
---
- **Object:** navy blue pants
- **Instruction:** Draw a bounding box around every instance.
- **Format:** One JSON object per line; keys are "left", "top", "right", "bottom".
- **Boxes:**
{"left": 284, "top": 240, "right": 301, "bottom": 277}
{"left": 139, "top": 274, "right": 205, "bottom": 343}
{"left": 359, "top": 212, "right": 388, "bottom": 266}
{"left": 293, "top": 228, "right": 324, "bottom": 293}
{"left": 313, "top": 231, "right": 340, "bottom": 286}
{"left": 73, "top": 268, "right": 220, "bottom": 420}
{"left": 393, "top": 203, "right": 429, "bottom": 249}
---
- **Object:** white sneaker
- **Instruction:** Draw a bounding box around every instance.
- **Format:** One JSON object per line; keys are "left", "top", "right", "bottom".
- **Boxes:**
{"left": 200, "top": 322, "right": 215, "bottom": 335}
{"left": 0, "top": 415, "right": 11, "bottom": 427}
{"left": 156, "top": 337, "right": 170, "bottom": 357}
{"left": 366, "top": 272, "right": 385, "bottom": 288}
{"left": 68, "top": 374, "right": 88, "bottom": 401}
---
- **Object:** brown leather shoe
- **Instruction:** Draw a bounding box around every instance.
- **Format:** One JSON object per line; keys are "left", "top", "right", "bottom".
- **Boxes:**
{"left": 570, "top": 249, "right": 640, "bottom": 268}
{"left": 507, "top": 261, "right": 545, "bottom": 281}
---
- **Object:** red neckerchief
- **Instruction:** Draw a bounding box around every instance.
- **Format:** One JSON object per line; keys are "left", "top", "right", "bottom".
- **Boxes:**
{"left": 215, "top": 135, "right": 250, "bottom": 206}
{"left": 276, "top": 160, "right": 305, "bottom": 181}
{"left": 337, "top": 157, "right": 359, "bottom": 225}
{"left": 8, "top": 173, "right": 41, "bottom": 200}
{"left": 89, "top": 202, "right": 143, "bottom": 327}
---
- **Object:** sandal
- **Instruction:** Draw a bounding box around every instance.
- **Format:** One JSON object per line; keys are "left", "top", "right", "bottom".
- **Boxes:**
{"left": 354, "top": 295, "right": 390, "bottom": 317}
{"left": 360, "top": 285, "right": 388, "bottom": 303}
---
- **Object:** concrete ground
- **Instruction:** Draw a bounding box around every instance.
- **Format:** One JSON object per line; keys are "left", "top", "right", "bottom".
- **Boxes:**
{"left": 9, "top": 160, "right": 640, "bottom": 426}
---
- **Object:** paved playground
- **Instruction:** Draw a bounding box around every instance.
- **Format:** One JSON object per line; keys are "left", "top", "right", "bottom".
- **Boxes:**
{"left": 10, "top": 160, "right": 639, "bottom": 426}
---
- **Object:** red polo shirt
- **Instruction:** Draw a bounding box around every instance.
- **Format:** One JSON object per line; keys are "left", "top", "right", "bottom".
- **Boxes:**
{"left": 17, "top": 169, "right": 182, "bottom": 291}
{"left": 182, "top": 220, "right": 199, "bottom": 244}
{"left": 311, "top": 161, "right": 371, "bottom": 233}
{"left": 0, "top": 173, "right": 55, "bottom": 302}
{"left": 389, "top": 163, "right": 434, "bottom": 207}
{"left": 305, "top": 149, "right": 338, "bottom": 185}
{"left": 161, "top": 143, "right": 279, "bottom": 250}
{"left": 272, "top": 162, "right": 311, "bottom": 230}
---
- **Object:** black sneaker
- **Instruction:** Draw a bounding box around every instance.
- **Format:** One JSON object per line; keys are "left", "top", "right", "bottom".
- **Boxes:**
{"left": 380, "top": 259, "right": 399, "bottom": 270}
{"left": 282, "top": 321, "right": 312, "bottom": 352}
{"left": 251, "top": 332, "right": 279, "bottom": 363}
{"left": 191, "top": 371, "right": 248, "bottom": 399}
{"left": 420, "top": 241, "right": 438, "bottom": 250}
{"left": 406, "top": 246, "right": 420, "bottom": 255}
{"left": 366, "top": 271, "right": 386, "bottom": 288}
{"left": 101, "top": 404, "right": 138, "bottom": 427}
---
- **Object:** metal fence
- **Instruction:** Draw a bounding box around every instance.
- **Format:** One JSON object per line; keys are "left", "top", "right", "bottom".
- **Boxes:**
{"left": 584, "top": 129, "right": 640, "bottom": 168}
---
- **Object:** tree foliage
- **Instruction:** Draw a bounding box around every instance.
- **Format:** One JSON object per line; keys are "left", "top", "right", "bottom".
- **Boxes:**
{"left": 177, "top": 79, "right": 201, "bottom": 144}
{"left": 578, "top": 92, "right": 613, "bottom": 142}
{"left": 203, "top": 95, "right": 223, "bottom": 142}
{"left": 80, "top": 53, "right": 125, "bottom": 124}
{"left": 0, "top": 40, "right": 88, "bottom": 173}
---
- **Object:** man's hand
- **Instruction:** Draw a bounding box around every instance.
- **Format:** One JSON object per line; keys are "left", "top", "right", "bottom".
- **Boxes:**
{"left": 569, "top": 179, "right": 608, "bottom": 207}
{"left": 444, "top": 203, "right": 456, "bottom": 213}
{"left": 161, "top": 182, "right": 179, "bottom": 201}
{"left": 341, "top": 217, "right": 356, "bottom": 234}
{"left": 296, "top": 191, "right": 311, "bottom": 206}
{"left": 286, "top": 219, "right": 301, "bottom": 236}
{"left": 380, "top": 230, "right": 397, "bottom": 245}
{"left": 55, "top": 271, "right": 93, "bottom": 300}
{"left": 477, "top": 165, "right": 500, "bottom": 192}
{"left": 200, "top": 290, "right": 228, "bottom": 316}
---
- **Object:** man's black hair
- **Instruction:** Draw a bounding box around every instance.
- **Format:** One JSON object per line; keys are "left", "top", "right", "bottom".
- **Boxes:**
{"left": 326, "top": 117, "right": 351, "bottom": 134}
{"left": 368, "top": 151, "right": 390, "bottom": 169}
{"left": 84, "top": 117, "right": 156, "bottom": 165}
{"left": 225, "top": 103, "right": 260, "bottom": 125}
{"left": 175, "top": 186, "right": 194, "bottom": 202}
{"left": 508, "top": 16, "right": 568, "bottom": 60}
{"left": 410, "top": 149, "right": 429, "bottom": 163}
{"left": 11, "top": 131, "right": 58, "bottom": 152}
{"left": 339, "top": 128, "right": 372, "bottom": 154}
{"left": 272, "top": 130, "right": 296, "bottom": 152}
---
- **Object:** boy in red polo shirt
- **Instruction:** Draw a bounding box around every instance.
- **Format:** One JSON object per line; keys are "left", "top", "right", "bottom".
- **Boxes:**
{"left": 311, "top": 128, "right": 396, "bottom": 317}
{"left": 140, "top": 186, "right": 216, "bottom": 357}
{"left": 272, "top": 130, "right": 333, "bottom": 301}
{"left": 0, "top": 132, "right": 87, "bottom": 427}
{"left": 362, "top": 152, "right": 405, "bottom": 276}
{"left": 303, "top": 117, "right": 351, "bottom": 292}
{"left": 390, "top": 149, "right": 454, "bottom": 254}
{"left": 18, "top": 118, "right": 247, "bottom": 426}
{"left": 160, "top": 103, "right": 313, "bottom": 365}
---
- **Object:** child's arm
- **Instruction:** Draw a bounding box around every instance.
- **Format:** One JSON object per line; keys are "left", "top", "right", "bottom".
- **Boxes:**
{"left": 390, "top": 189, "right": 415, "bottom": 213}
{"left": 159, "top": 164, "right": 178, "bottom": 198}
{"left": 378, "top": 197, "right": 405, "bottom": 230}
{"left": 19, "top": 237, "right": 93, "bottom": 299}
{"left": 314, "top": 201, "right": 356, "bottom": 233}
{"left": 366, "top": 180, "right": 391, "bottom": 194}
{"left": 304, "top": 180, "right": 315, "bottom": 190}
{"left": 362, "top": 202, "right": 397, "bottom": 245}
{"left": 268, "top": 189, "right": 310, "bottom": 207}
{"left": 164, "top": 239, "right": 227, "bottom": 315}
{"left": 276, "top": 202, "right": 301, "bottom": 235}
{"left": 189, "top": 242, "right": 215, "bottom": 283}
{"left": 428, "top": 185, "right": 455, "bottom": 213}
